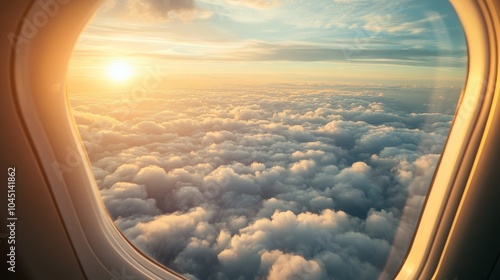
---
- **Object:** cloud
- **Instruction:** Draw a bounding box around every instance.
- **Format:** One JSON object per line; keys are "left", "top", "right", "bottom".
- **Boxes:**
{"left": 362, "top": 12, "right": 444, "bottom": 36}
{"left": 133, "top": 165, "right": 173, "bottom": 211}
{"left": 263, "top": 251, "right": 326, "bottom": 280}
{"left": 127, "top": 0, "right": 211, "bottom": 22}
{"left": 226, "top": 0, "right": 281, "bottom": 9}
{"left": 139, "top": 40, "right": 462, "bottom": 67}
{"left": 101, "top": 182, "right": 161, "bottom": 219}
{"left": 71, "top": 83, "right": 458, "bottom": 279}
{"left": 99, "top": 0, "right": 213, "bottom": 22}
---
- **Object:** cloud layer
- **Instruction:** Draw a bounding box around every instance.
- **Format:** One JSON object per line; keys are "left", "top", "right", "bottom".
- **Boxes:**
{"left": 71, "top": 83, "right": 458, "bottom": 279}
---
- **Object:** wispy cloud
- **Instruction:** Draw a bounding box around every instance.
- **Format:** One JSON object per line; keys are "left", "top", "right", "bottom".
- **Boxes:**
{"left": 362, "top": 13, "right": 444, "bottom": 35}
{"left": 98, "top": 0, "right": 214, "bottom": 22}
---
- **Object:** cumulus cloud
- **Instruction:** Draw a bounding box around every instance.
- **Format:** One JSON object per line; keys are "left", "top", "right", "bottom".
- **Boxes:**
{"left": 101, "top": 181, "right": 161, "bottom": 219}
{"left": 70, "top": 83, "right": 459, "bottom": 279}
{"left": 262, "top": 251, "right": 325, "bottom": 280}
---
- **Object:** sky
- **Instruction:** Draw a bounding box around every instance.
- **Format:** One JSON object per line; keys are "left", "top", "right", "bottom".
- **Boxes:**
{"left": 67, "top": 0, "right": 468, "bottom": 279}
{"left": 67, "top": 0, "right": 467, "bottom": 92}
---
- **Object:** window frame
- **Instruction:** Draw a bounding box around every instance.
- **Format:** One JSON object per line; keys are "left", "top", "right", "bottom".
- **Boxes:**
{"left": 395, "top": 0, "right": 499, "bottom": 278}
{"left": 11, "top": 0, "right": 183, "bottom": 279}
{"left": 9, "top": 0, "right": 498, "bottom": 279}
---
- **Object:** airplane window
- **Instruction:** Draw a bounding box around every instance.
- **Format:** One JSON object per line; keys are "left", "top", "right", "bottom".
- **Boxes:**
{"left": 67, "top": 0, "right": 467, "bottom": 279}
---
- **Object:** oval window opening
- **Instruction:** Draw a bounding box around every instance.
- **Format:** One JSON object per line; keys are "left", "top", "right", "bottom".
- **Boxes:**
{"left": 67, "top": 0, "right": 468, "bottom": 279}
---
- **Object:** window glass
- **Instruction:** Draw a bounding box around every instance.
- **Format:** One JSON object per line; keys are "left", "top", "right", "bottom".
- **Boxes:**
{"left": 68, "top": 0, "right": 467, "bottom": 279}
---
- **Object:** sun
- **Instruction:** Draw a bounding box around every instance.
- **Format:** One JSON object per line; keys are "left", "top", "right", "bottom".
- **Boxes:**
{"left": 107, "top": 60, "right": 133, "bottom": 82}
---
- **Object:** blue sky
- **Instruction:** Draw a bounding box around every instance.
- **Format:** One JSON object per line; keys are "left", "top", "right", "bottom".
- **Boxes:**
{"left": 69, "top": 0, "right": 468, "bottom": 89}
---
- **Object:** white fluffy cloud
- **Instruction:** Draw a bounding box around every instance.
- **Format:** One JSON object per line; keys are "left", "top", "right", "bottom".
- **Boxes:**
{"left": 70, "top": 83, "right": 458, "bottom": 279}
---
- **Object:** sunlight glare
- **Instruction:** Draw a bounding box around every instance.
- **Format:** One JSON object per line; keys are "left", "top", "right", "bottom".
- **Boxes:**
{"left": 107, "top": 60, "right": 133, "bottom": 82}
